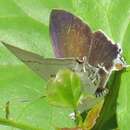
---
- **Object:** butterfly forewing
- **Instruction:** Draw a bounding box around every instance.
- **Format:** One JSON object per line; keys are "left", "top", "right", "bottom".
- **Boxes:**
{"left": 50, "top": 9, "right": 92, "bottom": 58}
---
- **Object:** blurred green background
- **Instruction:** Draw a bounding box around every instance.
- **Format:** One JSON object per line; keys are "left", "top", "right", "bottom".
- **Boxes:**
{"left": 0, "top": 0, "right": 130, "bottom": 130}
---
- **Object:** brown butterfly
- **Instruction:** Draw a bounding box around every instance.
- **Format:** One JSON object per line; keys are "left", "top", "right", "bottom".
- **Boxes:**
{"left": 1, "top": 9, "right": 127, "bottom": 96}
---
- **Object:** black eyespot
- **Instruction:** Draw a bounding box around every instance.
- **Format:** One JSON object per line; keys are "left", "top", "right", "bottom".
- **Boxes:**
{"left": 118, "top": 48, "right": 121, "bottom": 53}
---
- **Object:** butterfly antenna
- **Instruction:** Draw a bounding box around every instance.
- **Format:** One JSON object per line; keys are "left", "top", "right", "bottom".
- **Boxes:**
{"left": 125, "top": 64, "right": 130, "bottom": 68}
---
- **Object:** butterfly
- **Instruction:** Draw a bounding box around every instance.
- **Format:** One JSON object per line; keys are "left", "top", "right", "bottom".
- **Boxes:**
{"left": 1, "top": 9, "right": 126, "bottom": 96}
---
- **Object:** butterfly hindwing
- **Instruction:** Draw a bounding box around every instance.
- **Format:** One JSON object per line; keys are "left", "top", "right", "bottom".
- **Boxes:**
{"left": 88, "top": 31, "right": 119, "bottom": 71}
{"left": 88, "top": 31, "right": 120, "bottom": 94}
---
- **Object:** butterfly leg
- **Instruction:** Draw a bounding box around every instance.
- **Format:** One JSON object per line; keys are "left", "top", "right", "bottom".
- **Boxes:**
{"left": 95, "top": 69, "right": 110, "bottom": 97}
{"left": 95, "top": 87, "right": 109, "bottom": 97}
{"left": 75, "top": 56, "right": 88, "bottom": 72}
{"left": 76, "top": 57, "right": 84, "bottom": 64}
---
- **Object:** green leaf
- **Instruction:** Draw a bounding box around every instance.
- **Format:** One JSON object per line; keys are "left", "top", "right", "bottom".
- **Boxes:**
{"left": 0, "top": 66, "right": 75, "bottom": 130}
{"left": 73, "top": 0, "right": 130, "bottom": 43}
{"left": 13, "top": 0, "right": 74, "bottom": 26}
{"left": 116, "top": 22, "right": 130, "bottom": 130}
{"left": 106, "top": 0, "right": 130, "bottom": 43}
{"left": 0, "top": 0, "right": 130, "bottom": 130}
{"left": 46, "top": 69, "right": 81, "bottom": 109}
{"left": 92, "top": 72, "right": 120, "bottom": 130}
{"left": 84, "top": 101, "right": 103, "bottom": 130}
{"left": 0, "top": 0, "right": 75, "bottom": 129}
{"left": 72, "top": 0, "right": 130, "bottom": 129}
{"left": 0, "top": 17, "right": 53, "bottom": 64}
{"left": 73, "top": 0, "right": 112, "bottom": 37}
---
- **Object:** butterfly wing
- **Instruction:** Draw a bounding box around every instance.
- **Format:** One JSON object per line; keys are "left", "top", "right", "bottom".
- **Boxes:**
{"left": 1, "top": 42, "right": 77, "bottom": 80}
{"left": 50, "top": 9, "right": 120, "bottom": 69}
{"left": 88, "top": 31, "right": 119, "bottom": 71}
{"left": 50, "top": 9, "right": 92, "bottom": 58}
{"left": 50, "top": 10, "right": 121, "bottom": 94}
{"left": 88, "top": 31, "right": 120, "bottom": 93}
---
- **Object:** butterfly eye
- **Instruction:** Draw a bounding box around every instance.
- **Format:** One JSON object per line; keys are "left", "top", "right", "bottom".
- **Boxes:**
{"left": 118, "top": 48, "right": 121, "bottom": 53}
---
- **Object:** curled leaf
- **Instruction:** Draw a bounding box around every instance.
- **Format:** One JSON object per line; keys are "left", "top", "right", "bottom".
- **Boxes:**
{"left": 83, "top": 101, "right": 103, "bottom": 130}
